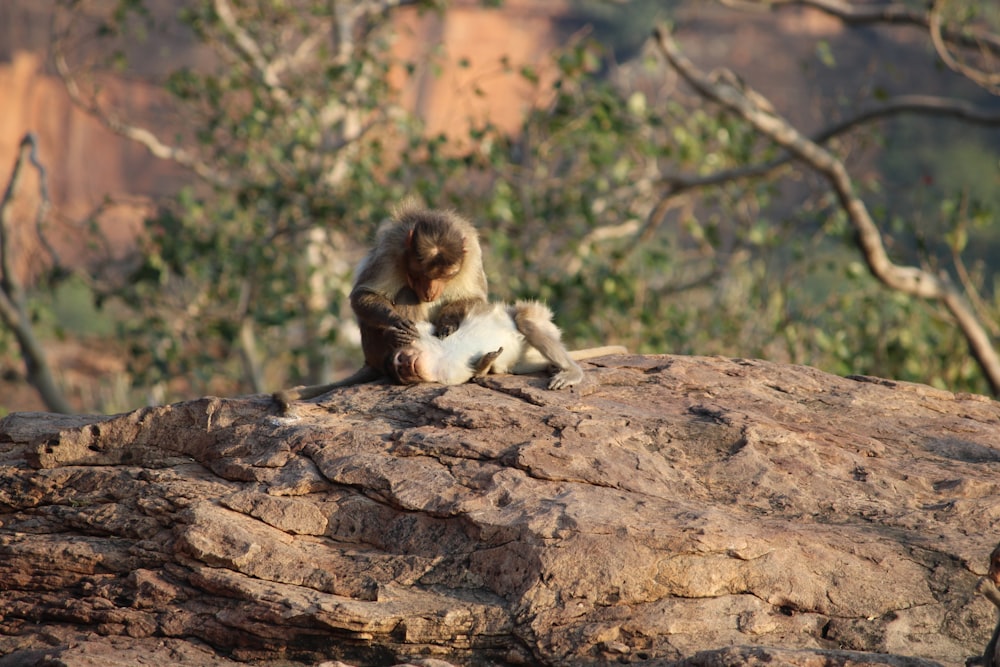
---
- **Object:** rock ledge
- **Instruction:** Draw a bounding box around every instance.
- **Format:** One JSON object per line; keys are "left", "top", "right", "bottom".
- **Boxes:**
{"left": 1, "top": 354, "right": 998, "bottom": 666}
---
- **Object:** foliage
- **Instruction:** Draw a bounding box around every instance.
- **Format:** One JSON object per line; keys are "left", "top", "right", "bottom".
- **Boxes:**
{"left": 34, "top": 0, "right": 1000, "bottom": 410}
{"left": 389, "top": 29, "right": 997, "bottom": 394}
{"left": 54, "top": 0, "right": 459, "bottom": 399}
{"left": 561, "top": 0, "right": 678, "bottom": 62}
{"left": 462, "top": 41, "right": 778, "bottom": 355}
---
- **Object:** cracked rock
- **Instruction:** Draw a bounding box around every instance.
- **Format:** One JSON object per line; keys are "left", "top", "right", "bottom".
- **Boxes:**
{"left": 0, "top": 354, "right": 998, "bottom": 666}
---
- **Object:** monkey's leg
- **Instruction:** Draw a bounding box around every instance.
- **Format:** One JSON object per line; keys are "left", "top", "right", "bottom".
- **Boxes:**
{"left": 510, "top": 301, "right": 584, "bottom": 390}
{"left": 273, "top": 365, "right": 383, "bottom": 412}
{"left": 351, "top": 289, "right": 420, "bottom": 346}
{"left": 472, "top": 347, "right": 504, "bottom": 377}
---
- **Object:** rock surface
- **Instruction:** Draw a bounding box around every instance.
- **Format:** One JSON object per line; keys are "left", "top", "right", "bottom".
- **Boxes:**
{"left": 1, "top": 354, "right": 999, "bottom": 666}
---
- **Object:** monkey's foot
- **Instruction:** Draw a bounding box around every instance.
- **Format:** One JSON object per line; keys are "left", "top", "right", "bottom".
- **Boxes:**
{"left": 473, "top": 348, "right": 504, "bottom": 377}
{"left": 548, "top": 365, "right": 584, "bottom": 390}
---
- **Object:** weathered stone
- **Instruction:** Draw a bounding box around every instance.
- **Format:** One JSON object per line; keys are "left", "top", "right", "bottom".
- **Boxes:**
{"left": 0, "top": 354, "right": 998, "bottom": 666}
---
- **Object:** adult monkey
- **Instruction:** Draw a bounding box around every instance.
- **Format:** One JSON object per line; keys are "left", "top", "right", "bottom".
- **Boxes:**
{"left": 274, "top": 202, "right": 488, "bottom": 408}
{"left": 390, "top": 300, "right": 627, "bottom": 390}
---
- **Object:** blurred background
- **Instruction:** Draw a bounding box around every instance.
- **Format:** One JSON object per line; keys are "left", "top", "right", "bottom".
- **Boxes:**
{"left": 1, "top": 0, "right": 998, "bottom": 413}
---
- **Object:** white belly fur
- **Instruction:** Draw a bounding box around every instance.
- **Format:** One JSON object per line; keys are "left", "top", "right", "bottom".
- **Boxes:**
{"left": 415, "top": 304, "right": 528, "bottom": 385}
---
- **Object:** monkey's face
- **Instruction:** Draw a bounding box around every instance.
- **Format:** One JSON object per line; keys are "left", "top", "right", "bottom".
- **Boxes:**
{"left": 404, "top": 223, "right": 466, "bottom": 302}
{"left": 390, "top": 347, "right": 428, "bottom": 385}
{"left": 406, "top": 272, "right": 443, "bottom": 303}
{"left": 405, "top": 259, "right": 461, "bottom": 303}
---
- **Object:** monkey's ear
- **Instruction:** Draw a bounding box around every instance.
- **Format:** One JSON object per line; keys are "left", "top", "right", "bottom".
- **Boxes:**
{"left": 406, "top": 227, "right": 415, "bottom": 249}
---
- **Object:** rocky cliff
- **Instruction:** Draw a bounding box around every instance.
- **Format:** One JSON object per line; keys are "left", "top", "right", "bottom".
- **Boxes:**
{"left": 1, "top": 354, "right": 998, "bottom": 666}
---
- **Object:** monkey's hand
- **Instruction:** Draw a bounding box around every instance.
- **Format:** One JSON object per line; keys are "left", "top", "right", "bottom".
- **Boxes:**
{"left": 433, "top": 311, "right": 465, "bottom": 338}
{"left": 472, "top": 348, "right": 503, "bottom": 377}
{"left": 387, "top": 318, "right": 420, "bottom": 347}
{"left": 434, "top": 298, "right": 481, "bottom": 338}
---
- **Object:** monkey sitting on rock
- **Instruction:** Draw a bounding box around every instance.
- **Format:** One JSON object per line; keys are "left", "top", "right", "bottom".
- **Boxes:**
{"left": 274, "top": 202, "right": 488, "bottom": 409}
{"left": 273, "top": 203, "right": 626, "bottom": 409}
{"left": 388, "top": 300, "right": 626, "bottom": 390}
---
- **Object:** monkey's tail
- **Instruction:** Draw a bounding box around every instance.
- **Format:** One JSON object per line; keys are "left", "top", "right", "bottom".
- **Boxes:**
{"left": 273, "top": 365, "right": 384, "bottom": 412}
{"left": 568, "top": 345, "right": 628, "bottom": 361}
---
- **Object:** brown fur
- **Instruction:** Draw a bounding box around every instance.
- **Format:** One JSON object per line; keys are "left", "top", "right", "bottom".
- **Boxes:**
{"left": 273, "top": 203, "right": 488, "bottom": 409}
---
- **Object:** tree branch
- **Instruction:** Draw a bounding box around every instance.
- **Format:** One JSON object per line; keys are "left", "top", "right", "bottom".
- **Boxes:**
{"left": 51, "top": 38, "right": 232, "bottom": 188}
{"left": 659, "top": 94, "right": 1000, "bottom": 193}
{"left": 0, "top": 134, "right": 74, "bottom": 413}
{"left": 928, "top": 0, "right": 1000, "bottom": 95}
{"left": 653, "top": 26, "right": 1000, "bottom": 395}
{"left": 236, "top": 279, "right": 263, "bottom": 393}
{"left": 722, "top": 0, "right": 1000, "bottom": 57}
{"left": 212, "top": 0, "right": 292, "bottom": 107}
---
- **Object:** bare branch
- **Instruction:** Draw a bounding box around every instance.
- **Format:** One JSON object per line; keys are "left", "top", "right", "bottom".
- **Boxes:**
{"left": 212, "top": 0, "right": 292, "bottom": 107}
{"left": 928, "top": 0, "right": 1000, "bottom": 94}
{"left": 0, "top": 141, "right": 29, "bottom": 307}
{"left": 333, "top": 0, "right": 428, "bottom": 65}
{"left": 564, "top": 219, "right": 641, "bottom": 276}
{"left": 271, "top": 29, "right": 330, "bottom": 80}
{"left": 720, "top": 0, "right": 926, "bottom": 25}
{"left": 948, "top": 195, "right": 1000, "bottom": 340}
{"left": 51, "top": 36, "right": 232, "bottom": 188}
{"left": 634, "top": 192, "right": 691, "bottom": 254}
{"left": 236, "top": 279, "right": 263, "bottom": 393}
{"left": 21, "top": 135, "right": 61, "bottom": 268}
{"left": 659, "top": 94, "right": 1000, "bottom": 193}
{"left": 0, "top": 134, "right": 74, "bottom": 413}
{"left": 344, "top": 0, "right": 430, "bottom": 26}
{"left": 654, "top": 26, "right": 1000, "bottom": 395}
{"left": 819, "top": 95, "right": 1000, "bottom": 137}
{"left": 723, "top": 0, "right": 1000, "bottom": 57}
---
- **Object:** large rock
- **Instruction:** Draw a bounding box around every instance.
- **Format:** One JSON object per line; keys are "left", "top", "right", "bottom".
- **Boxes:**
{"left": 0, "top": 354, "right": 998, "bottom": 666}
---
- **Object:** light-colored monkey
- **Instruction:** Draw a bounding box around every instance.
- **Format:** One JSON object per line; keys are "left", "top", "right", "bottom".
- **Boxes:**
{"left": 389, "top": 300, "right": 627, "bottom": 389}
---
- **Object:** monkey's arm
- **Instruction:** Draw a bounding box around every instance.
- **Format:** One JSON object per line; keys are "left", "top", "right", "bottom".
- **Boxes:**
{"left": 351, "top": 288, "right": 419, "bottom": 346}
{"left": 434, "top": 295, "right": 487, "bottom": 338}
